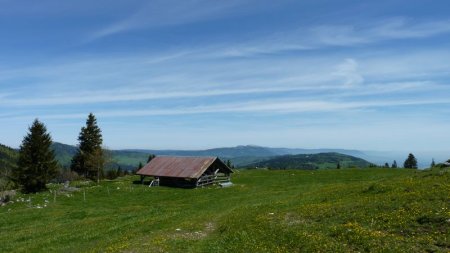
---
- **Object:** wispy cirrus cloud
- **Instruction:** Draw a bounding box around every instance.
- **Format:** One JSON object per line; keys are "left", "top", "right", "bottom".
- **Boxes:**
{"left": 1, "top": 47, "right": 449, "bottom": 108}
{"left": 333, "top": 58, "right": 364, "bottom": 87}
{"left": 208, "top": 18, "right": 450, "bottom": 57}
{"left": 86, "top": 0, "right": 276, "bottom": 42}
{"left": 310, "top": 18, "right": 450, "bottom": 46}
{"left": 0, "top": 85, "right": 331, "bottom": 107}
{"left": 3, "top": 97, "right": 450, "bottom": 121}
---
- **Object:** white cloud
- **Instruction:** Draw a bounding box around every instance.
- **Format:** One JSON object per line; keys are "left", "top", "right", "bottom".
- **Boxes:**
{"left": 309, "top": 18, "right": 450, "bottom": 47}
{"left": 86, "top": 0, "right": 271, "bottom": 41}
{"left": 207, "top": 18, "right": 450, "bottom": 57}
{"left": 0, "top": 86, "right": 330, "bottom": 106}
{"left": 333, "top": 58, "right": 364, "bottom": 87}
{"left": 2, "top": 97, "right": 450, "bottom": 121}
{"left": 1, "top": 47, "right": 449, "bottom": 108}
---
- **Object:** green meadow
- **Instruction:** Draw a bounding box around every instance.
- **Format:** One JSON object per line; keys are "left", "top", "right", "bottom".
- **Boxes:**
{"left": 1, "top": 168, "right": 449, "bottom": 252}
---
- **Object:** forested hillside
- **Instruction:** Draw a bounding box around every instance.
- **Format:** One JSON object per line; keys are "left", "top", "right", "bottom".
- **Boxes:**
{"left": 247, "top": 152, "right": 372, "bottom": 169}
{"left": 0, "top": 143, "right": 18, "bottom": 190}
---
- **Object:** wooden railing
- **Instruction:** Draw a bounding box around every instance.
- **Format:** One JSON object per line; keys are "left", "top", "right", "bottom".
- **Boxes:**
{"left": 196, "top": 174, "right": 230, "bottom": 187}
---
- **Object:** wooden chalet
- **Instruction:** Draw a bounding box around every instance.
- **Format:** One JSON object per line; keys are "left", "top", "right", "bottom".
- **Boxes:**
{"left": 136, "top": 156, "right": 233, "bottom": 188}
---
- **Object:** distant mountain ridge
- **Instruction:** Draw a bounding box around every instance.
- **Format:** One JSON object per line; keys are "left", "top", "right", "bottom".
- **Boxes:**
{"left": 124, "top": 145, "right": 365, "bottom": 158}
{"left": 50, "top": 142, "right": 369, "bottom": 169}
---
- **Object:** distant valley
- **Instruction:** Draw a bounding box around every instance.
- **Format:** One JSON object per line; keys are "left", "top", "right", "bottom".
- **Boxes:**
{"left": 50, "top": 142, "right": 373, "bottom": 170}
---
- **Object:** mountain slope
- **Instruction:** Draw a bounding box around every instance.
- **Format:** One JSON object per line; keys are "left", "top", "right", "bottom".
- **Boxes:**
{"left": 0, "top": 143, "right": 18, "bottom": 170}
{"left": 0, "top": 143, "right": 19, "bottom": 189}
{"left": 246, "top": 152, "right": 373, "bottom": 170}
{"left": 51, "top": 142, "right": 78, "bottom": 167}
{"left": 51, "top": 142, "right": 149, "bottom": 170}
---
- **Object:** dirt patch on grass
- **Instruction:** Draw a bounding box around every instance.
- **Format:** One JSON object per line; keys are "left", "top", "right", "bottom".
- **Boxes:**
{"left": 171, "top": 222, "right": 216, "bottom": 240}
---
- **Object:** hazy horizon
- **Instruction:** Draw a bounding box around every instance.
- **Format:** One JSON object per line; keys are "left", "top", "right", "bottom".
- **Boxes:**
{"left": 1, "top": 1, "right": 450, "bottom": 154}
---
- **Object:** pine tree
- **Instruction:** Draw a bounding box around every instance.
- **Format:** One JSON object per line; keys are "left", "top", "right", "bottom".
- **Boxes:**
{"left": 71, "top": 113, "right": 104, "bottom": 180}
{"left": 336, "top": 162, "right": 341, "bottom": 169}
{"left": 403, "top": 153, "right": 418, "bottom": 169}
{"left": 147, "top": 154, "right": 156, "bottom": 163}
{"left": 14, "top": 119, "right": 58, "bottom": 193}
{"left": 430, "top": 159, "right": 436, "bottom": 168}
{"left": 384, "top": 162, "right": 390, "bottom": 168}
{"left": 392, "top": 160, "right": 398, "bottom": 168}
{"left": 117, "top": 166, "right": 123, "bottom": 177}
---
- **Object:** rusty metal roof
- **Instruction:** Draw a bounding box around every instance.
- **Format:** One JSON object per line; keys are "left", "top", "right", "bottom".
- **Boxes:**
{"left": 136, "top": 156, "right": 232, "bottom": 179}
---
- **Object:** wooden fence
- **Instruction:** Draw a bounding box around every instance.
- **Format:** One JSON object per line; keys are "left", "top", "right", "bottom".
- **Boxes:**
{"left": 196, "top": 174, "right": 230, "bottom": 187}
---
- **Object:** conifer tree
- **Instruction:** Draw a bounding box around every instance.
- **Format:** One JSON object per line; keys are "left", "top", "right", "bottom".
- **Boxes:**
{"left": 225, "top": 159, "right": 234, "bottom": 169}
{"left": 384, "top": 162, "right": 390, "bottom": 168}
{"left": 403, "top": 153, "right": 418, "bottom": 169}
{"left": 14, "top": 119, "right": 58, "bottom": 193}
{"left": 336, "top": 162, "right": 341, "bottom": 169}
{"left": 147, "top": 154, "right": 156, "bottom": 163}
{"left": 392, "top": 160, "right": 398, "bottom": 168}
{"left": 71, "top": 113, "right": 104, "bottom": 180}
{"left": 430, "top": 159, "right": 436, "bottom": 168}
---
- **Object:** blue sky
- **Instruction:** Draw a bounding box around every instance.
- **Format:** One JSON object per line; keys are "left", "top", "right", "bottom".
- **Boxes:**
{"left": 1, "top": 0, "right": 450, "bottom": 156}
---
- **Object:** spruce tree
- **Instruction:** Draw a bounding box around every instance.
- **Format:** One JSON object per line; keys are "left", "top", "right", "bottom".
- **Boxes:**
{"left": 430, "top": 159, "right": 436, "bottom": 168}
{"left": 384, "top": 162, "right": 390, "bottom": 168}
{"left": 392, "top": 160, "right": 398, "bottom": 168}
{"left": 403, "top": 153, "right": 418, "bottom": 169}
{"left": 147, "top": 154, "right": 156, "bottom": 163}
{"left": 336, "top": 162, "right": 341, "bottom": 169}
{"left": 14, "top": 119, "right": 58, "bottom": 193}
{"left": 71, "top": 113, "right": 104, "bottom": 180}
{"left": 225, "top": 159, "right": 234, "bottom": 169}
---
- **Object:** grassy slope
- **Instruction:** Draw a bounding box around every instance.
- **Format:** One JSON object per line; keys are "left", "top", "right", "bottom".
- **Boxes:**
{"left": 0, "top": 169, "right": 449, "bottom": 252}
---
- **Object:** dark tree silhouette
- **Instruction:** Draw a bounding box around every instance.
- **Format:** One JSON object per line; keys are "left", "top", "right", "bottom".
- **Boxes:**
{"left": 226, "top": 159, "right": 234, "bottom": 169}
{"left": 147, "top": 154, "right": 156, "bottom": 163}
{"left": 71, "top": 113, "right": 104, "bottom": 180}
{"left": 403, "top": 153, "right": 418, "bottom": 169}
{"left": 14, "top": 119, "right": 58, "bottom": 193}
{"left": 392, "top": 160, "right": 398, "bottom": 168}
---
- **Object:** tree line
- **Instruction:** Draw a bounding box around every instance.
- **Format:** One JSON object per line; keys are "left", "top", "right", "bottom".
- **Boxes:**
{"left": 7, "top": 113, "right": 446, "bottom": 193}
{"left": 13, "top": 113, "right": 128, "bottom": 193}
